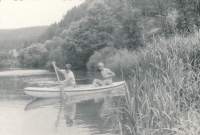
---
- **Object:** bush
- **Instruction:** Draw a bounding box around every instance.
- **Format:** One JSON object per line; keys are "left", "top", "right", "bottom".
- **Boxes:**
{"left": 0, "top": 52, "right": 16, "bottom": 68}
{"left": 18, "top": 44, "right": 49, "bottom": 68}
{"left": 86, "top": 47, "right": 117, "bottom": 70}
{"left": 0, "top": 52, "right": 10, "bottom": 61}
{"left": 104, "top": 49, "right": 137, "bottom": 77}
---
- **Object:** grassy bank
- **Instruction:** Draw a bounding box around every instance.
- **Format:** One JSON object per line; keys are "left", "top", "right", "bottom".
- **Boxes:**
{"left": 100, "top": 31, "right": 200, "bottom": 134}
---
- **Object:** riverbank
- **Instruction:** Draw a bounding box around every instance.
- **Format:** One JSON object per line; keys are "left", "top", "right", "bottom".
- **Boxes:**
{"left": 101, "top": 32, "right": 200, "bottom": 134}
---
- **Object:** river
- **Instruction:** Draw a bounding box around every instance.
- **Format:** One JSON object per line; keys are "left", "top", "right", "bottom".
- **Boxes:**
{"left": 0, "top": 69, "right": 124, "bottom": 135}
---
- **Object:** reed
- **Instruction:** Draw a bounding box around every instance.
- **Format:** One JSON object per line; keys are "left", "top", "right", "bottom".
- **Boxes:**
{"left": 102, "top": 31, "right": 200, "bottom": 135}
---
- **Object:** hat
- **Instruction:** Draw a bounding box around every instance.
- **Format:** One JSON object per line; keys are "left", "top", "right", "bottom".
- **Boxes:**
{"left": 65, "top": 64, "right": 71, "bottom": 69}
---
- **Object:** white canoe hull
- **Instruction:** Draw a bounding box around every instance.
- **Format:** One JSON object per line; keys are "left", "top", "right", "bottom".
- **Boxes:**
{"left": 24, "top": 81, "right": 125, "bottom": 98}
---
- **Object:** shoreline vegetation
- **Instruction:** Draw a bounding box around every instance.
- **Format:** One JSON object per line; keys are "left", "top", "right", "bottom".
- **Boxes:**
{"left": 0, "top": 0, "right": 200, "bottom": 134}
{"left": 101, "top": 32, "right": 200, "bottom": 134}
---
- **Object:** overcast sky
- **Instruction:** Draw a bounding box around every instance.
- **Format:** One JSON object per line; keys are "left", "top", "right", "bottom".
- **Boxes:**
{"left": 0, "top": 0, "right": 84, "bottom": 29}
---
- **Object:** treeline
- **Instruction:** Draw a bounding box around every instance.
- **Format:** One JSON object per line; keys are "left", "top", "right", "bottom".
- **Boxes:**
{"left": 0, "top": 26, "right": 48, "bottom": 52}
{"left": 0, "top": 26, "right": 48, "bottom": 68}
{"left": 11, "top": 0, "right": 200, "bottom": 69}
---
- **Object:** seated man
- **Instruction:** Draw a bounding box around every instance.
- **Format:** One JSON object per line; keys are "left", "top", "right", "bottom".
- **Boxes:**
{"left": 52, "top": 61, "right": 76, "bottom": 87}
{"left": 92, "top": 62, "right": 115, "bottom": 87}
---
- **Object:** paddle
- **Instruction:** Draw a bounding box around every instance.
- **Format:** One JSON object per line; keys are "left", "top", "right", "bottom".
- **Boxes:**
{"left": 52, "top": 63, "right": 67, "bottom": 100}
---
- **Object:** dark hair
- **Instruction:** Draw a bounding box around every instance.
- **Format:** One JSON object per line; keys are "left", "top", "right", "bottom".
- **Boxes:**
{"left": 65, "top": 64, "right": 71, "bottom": 70}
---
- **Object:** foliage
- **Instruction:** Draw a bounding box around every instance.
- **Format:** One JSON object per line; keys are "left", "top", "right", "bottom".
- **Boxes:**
{"left": 0, "top": 52, "right": 19, "bottom": 68}
{"left": 0, "top": 59, "right": 17, "bottom": 68}
{"left": 0, "top": 52, "right": 10, "bottom": 68}
{"left": 11, "top": 0, "right": 200, "bottom": 69}
{"left": 125, "top": 0, "right": 200, "bottom": 35}
{"left": 25, "top": 0, "right": 145, "bottom": 68}
{"left": 101, "top": 31, "right": 200, "bottom": 135}
{"left": 0, "top": 26, "right": 47, "bottom": 52}
{"left": 0, "top": 52, "right": 10, "bottom": 60}
{"left": 175, "top": 0, "right": 200, "bottom": 34}
{"left": 61, "top": 1, "right": 118, "bottom": 67}
{"left": 45, "top": 47, "right": 64, "bottom": 69}
{"left": 59, "top": 1, "right": 89, "bottom": 29}
{"left": 112, "top": 4, "right": 143, "bottom": 49}
{"left": 37, "top": 23, "right": 58, "bottom": 43}
{"left": 44, "top": 37, "right": 64, "bottom": 51}
{"left": 43, "top": 37, "right": 65, "bottom": 68}
{"left": 86, "top": 47, "right": 118, "bottom": 70}
{"left": 105, "top": 49, "right": 137, "bottom": 77}
{"left": 18, "top": 44, "right": 49, "bottom": 68}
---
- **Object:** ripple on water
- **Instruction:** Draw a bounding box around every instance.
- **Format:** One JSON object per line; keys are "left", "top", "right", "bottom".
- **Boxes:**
{"left": 0, "top": 69, "right": 52, "bottom": 76}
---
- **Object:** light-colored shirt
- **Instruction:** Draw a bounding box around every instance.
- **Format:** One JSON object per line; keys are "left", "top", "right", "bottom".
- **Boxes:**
{"left": 61, "top": 70, "right": 76, "bottom": 86}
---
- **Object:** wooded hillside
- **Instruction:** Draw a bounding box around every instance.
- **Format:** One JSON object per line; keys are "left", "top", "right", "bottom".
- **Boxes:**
{"left": 0, "top": 26, "right": 48, "bottom": 52}
{"left": 2, "top": 0, "right": 200, "bottom": 69}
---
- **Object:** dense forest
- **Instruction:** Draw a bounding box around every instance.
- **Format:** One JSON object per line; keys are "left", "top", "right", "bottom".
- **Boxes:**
{"left": 17, "top": 0, "right": 200, "bottom": 69}
{"left": 0, "top": 26, "right": 48, "bottom": 52}
{"left": 0, "top": 26, "right": 47, "bottom": 68}
{"left": 1, "top": 0, "right": 200, "bottom": 70}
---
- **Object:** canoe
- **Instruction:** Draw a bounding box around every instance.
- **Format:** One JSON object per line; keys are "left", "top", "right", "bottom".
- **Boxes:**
{"left": 24, "top": 86, "right": 126, "bottom": 110}
{"left": 24, "top": 81, "right": 126, "bottom": 98}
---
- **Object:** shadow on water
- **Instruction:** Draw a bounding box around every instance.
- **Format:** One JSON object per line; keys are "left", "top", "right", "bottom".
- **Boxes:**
{"left": 24, "top": 88, "right": 125, "bottom": 134}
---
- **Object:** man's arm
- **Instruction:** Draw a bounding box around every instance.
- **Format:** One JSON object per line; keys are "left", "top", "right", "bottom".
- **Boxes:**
{"left": 62, "top": 77, "right": 76, "bottom": 87}
{"left": 52, "top": 61, "right": 63, "bottom": 74}
{"left": 54, "top": 66, "right": 63, "bottom": 73}
{"left": 104, "top": 69, "right": 115, "bottom": 79}
{"left": 108, "top": 70, "right": 115, "bottom": 77}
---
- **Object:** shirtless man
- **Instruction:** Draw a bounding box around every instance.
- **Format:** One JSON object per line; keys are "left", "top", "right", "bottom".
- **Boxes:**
{"left": 92, "top": 62, "right": 115, "bottom": 87}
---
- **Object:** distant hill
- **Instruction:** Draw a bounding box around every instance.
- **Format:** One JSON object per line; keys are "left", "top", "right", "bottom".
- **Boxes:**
{"left": 0, "top": 26, "right": 48, "bottom": 52}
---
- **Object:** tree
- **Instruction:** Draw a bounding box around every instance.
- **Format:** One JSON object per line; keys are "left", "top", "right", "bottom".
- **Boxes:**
{"left": 18, "top": 44, "right": 49, "bottom": 68}
{"left": 38, "top": 23, "right": 58, "bottom": 43}
{"left": 44, "top": 37, "right": 64, "bottom": 51}
{"left": 61, "top": 1, "right": 117, "bottom": 66}
{"left": 44, "top": 37, "right": 65, "bottom": 68}
{"left": 45, "top": 47, "right": 64, "bottom": 69}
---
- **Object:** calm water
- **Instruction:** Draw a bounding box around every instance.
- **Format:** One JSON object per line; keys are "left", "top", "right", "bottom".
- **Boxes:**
{"left": 0, "top": 69, "right": 124, "bottom": 135}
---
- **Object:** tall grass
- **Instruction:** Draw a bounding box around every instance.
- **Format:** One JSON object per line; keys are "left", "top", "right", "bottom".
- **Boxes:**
{"left": 101, "top": 31, "right": 200, "bottom": 135}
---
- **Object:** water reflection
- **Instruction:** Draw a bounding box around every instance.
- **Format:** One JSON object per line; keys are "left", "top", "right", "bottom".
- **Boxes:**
{"left": 64, "top": 102, "right": 76, "bottom": 125}
{"left": 100, "top": 95, "right": 115, "bottom": 117}
{"left": 24, "top": 98, "right": 60, "bottom": 110}
{"left": 0, "top": 69, "right": 124, "bottom": 135}
{"left": 24, "top": 88, "right": 125, "bottom": 135}
{"left": 25, "top": 98, "right": 77, "bottom": 125}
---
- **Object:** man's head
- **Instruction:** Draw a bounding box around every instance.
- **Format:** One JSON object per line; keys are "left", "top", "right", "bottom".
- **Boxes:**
{"left": 98, "top": 62, "right": 104, "bottom": 71}
{"left": 65, "top": 64, "right": 71, "bottom": 73}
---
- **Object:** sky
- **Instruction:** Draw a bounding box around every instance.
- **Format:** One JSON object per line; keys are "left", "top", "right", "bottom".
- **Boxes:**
{"left": 0, "top": 0, "right": 84, "bottom": 29}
